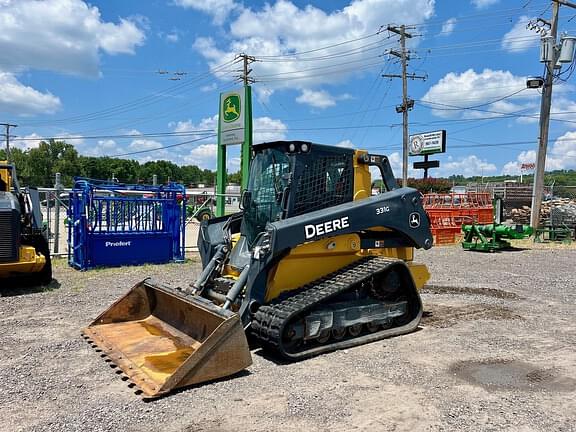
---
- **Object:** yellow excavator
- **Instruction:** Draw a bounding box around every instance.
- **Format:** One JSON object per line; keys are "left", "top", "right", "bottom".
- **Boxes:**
{"left": 83, "top": 141, "right": 432, "bottom": 398}
{"left": 0, "top": 161, "right": 52, "bottom": 285}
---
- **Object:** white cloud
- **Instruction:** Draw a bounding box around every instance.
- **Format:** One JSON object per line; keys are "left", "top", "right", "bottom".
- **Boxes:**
{"left": 194, "top": 0, "right": 435, "bottom": 96}
{"left": 11, "top": 133, "right": 44, "bottom": 150}
{"left": 440, "top": 18, "right": 456, "bottom": 36}
{"left": 130, "top": 138, "right": 162, "bottom": 150}
{"left": 184, "top": 144, "right": 218, "bottom": 168}
{"left": 170, "top": 116, "right": 218, "bottom": 133}
{"left": 387, "top": 152, "right": 403, "bottom": 177}
{"left": 200, "top": 83, "right": 217, "bottom": 92}
{"left": 173, "top": 0, "right": 239, "bottom": 24}
{"left": 441, "top": 155, "right": 497, "bottom": 177}
{"left": 0, "top": 72, "right": 61, "bottom": 115}
{"left": 182, "top": 144, "right": 241, "bottom": 170}
{"left": 502, "top": 16, "right": 539, "bottom": 53}
{"left": 98, "top": 18, "right": 146, "bottom": 55}
{"left": 173, "top": 115, "right": 288, "bottom": 168}
{"left": 502, "top": 131, "right": 576, "bottom": 174}
{"left": 73, "top": 138, "right": 121, "bottom": 157}
{"left": 98, "top": 139, "right": 117, "bottom": 149}
{"left": 471, "top": 0, "right": 499, "bottom": 8}
{"left": 254, "top": 116, "right": 287, "bottom": 143}
{"left": 0, "top": 0, "right": 145, "bottom": 116}
{"left": 0, "top": 0, "right": 146, "bottom": 76}
{"left": 167, "top": 33, "right": 179, "bottom": 43}
{"left": 422, "top": 69, "right": 541, "bottom": 119}
{"left": 296, "top": 89, "right": 336, "bottom": 109}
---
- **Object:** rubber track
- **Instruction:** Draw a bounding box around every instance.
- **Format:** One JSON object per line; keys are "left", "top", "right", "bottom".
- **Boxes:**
{"left": 251, "top": 256, "right": 417, "bottom": 359}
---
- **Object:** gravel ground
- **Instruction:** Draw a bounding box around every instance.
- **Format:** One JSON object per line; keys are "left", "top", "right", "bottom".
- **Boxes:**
{"left": 1, "top": 244, "right": 575, "bottom": 432}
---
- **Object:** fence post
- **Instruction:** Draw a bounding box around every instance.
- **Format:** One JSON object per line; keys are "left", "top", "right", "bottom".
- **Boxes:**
{"left": 53, "top": 173, "right": 62, "bottom": 254}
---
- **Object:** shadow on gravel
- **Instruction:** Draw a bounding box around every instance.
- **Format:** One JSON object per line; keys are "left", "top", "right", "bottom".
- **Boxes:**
{"left": 251, "top": 347, "right": 293, "bottom": 365}
{"left": 449, "top": 359, "right": 576, "bottom": 392}
{"left": 422, "top": 284, "right": 521, "bottom": 299}
{"left": 422, "top": 304, "right": 522, "bottom": 328}
{"left": 462, "top": 247, "right": 531, "bottom": 253}
{"left": 0, "top": 278, "right": 61, "bottom": 297}
{"left": 137, "top": 370, "right": 253, "bottom": 403}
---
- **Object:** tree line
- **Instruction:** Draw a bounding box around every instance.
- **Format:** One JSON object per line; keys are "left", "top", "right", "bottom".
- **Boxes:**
{"left": 0, "top": 140, "right": 216, "bottom": 188}
{"left": 2, "top": 139, "right": 575, "bottom": 194}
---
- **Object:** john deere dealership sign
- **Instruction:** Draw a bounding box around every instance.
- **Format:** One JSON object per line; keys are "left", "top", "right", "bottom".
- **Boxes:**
{"left": 409, "top": 130, "right": 446, "bottom": 156}
{"left": 219, "top": 90, "right": 245, "bottom": 145}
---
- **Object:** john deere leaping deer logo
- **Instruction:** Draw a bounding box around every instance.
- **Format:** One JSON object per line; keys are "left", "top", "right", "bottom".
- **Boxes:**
{"left": 222, "top": 94, "right": 241, "bottom": 123}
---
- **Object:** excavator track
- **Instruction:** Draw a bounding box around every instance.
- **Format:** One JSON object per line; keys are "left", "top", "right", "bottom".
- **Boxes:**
{"left": 251, "top": 256, "right": 422, "bottom": 360}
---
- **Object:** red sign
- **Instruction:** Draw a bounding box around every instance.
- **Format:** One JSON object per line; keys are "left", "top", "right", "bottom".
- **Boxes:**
{"left": 521, "top": 163, "right": 535, "bottom": 170}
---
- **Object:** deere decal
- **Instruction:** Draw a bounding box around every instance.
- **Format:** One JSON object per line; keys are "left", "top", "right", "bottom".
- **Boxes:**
{"left": 218, "top": 89, "right": 246, "bottom": 146}
{"left": 222, "top": 94, "right": 241, "bottom": 123}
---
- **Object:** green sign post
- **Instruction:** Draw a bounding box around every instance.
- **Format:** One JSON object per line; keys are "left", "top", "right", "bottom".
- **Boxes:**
{"left": 216, "top": 86, "right": 253, "bottom": 217}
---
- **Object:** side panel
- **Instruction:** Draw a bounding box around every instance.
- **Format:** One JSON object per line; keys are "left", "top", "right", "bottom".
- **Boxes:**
{"left": 89, "top": 233, "right": 173, "bottom": 267}
{"left": 265, "top": 233, "right": 363, "bottom": 302}
{"left": 270, "top": 187, "right": 433, "bottom": 253}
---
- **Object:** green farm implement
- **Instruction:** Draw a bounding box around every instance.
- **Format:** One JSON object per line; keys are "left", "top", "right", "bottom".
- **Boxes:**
{"left": 462, "top": 197, "right": 533, "bottom": 252}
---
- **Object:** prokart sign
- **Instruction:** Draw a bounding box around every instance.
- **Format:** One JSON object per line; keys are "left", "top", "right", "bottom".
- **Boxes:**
{"left": 409, "top": 130, "right": 446, "bottom": 156}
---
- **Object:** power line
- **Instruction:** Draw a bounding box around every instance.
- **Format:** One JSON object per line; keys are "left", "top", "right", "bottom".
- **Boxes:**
{"left": 417, "top": 99, "right": 576, "bottom": 125}
{"left": 13, "top": 130, "right": 216, "bottom": 142}
{"left": 254, "top": 30, "right": 384, "bottom": 59}
{"left": 19, "top": 59, "right": 240, "bottom": 127}
{"left": 421, "top": 88, "right": 528, "bottom": 111}
{"left": 108, "top": 134, "right": 218, "bottom": 158}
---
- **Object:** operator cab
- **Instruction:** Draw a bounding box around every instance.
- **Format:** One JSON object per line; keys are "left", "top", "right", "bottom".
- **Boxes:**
{"left": 241, "top": 141, "right": 356, "bottom": 246}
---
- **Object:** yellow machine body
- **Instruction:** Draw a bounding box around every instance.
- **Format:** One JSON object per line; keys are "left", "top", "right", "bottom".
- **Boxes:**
{"left": 0, "top": 245, "right": 47, "bottom": 278}
{"left": 0, "top": 160, "right": 12, "bottom": 189}
{"left": 0, "top": 160, "right": 52, "bottom": 284}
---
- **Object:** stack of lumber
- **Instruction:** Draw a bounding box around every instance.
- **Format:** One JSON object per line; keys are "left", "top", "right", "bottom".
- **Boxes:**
{"left": 509, "top": 198, "right": 576, "bottom": 226}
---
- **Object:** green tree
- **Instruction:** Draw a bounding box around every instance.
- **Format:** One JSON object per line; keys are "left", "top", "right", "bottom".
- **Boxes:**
{"left": 24, "top": 139, "right": 79, "bottom": 187}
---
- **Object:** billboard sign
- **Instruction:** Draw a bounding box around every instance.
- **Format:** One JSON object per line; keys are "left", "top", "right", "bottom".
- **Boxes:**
{"left": 219, "top": 89, "right": 245, "bottom": 145}
{"left": 409, "top": 130, "right": 446, "bottom": 156}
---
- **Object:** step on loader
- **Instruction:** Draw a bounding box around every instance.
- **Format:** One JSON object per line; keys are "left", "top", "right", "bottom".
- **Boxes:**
{"left": 83, "top": 141, "right": 433, "bottom": 398}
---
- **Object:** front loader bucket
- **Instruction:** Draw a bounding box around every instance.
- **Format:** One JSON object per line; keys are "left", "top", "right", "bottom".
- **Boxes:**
{"left": 82, "top": 279, "right": 252, "bottom": 398}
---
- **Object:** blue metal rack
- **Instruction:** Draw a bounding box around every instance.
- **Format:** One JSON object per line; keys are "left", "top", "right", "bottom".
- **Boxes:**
{"left": 68, "top": 178, "right": 186, "bottom": 270}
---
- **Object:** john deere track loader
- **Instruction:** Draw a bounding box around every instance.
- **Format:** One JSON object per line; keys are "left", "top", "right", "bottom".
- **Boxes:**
{"left": 0, "top": 161, "right": 52, "bottom": 286}
{"left": 83, "top": 141, "right": 433, "bottom": 397}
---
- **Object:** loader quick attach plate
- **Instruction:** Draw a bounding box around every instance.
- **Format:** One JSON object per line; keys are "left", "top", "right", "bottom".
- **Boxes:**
{"left": 82, "top": 279, "right": 251, "bottom": 398}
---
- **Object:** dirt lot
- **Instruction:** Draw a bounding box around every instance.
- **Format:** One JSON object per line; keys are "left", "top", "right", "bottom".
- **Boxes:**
{"left": 1, "top": 244, "right": 575, "bottom": 432}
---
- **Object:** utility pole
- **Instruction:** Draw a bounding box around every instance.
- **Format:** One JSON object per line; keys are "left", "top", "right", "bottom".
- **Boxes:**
{"left": 1, "top": 123, "right": 17, "bottom": 162}
{"left": 236, "top": 53, "right": 255, "bottom": 192}
{"left": 237, "top": 53, "right": 256, "bottom": 86}
{"left": 530, "top": 0, "right": 576, "bottom": 229}
{"left": 383, "top": 25, "right": 426, "bottom": 187}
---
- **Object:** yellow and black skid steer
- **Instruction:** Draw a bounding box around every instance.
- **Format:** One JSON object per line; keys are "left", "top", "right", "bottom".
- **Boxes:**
{"left": 83, "top": 141, "right": 433, "bottom": 397}
{"left": 0, "top": 161, "right": 52, "bottom": 286}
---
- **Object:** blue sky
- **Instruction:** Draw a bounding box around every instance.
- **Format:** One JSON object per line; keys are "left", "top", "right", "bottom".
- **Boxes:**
{"left": 2, "top": 0, "right": 576, "bottom": 178}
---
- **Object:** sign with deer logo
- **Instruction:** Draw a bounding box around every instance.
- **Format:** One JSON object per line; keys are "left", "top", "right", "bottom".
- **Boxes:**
{"left": 219, "top": 90, "right": 245, "bottom": 145}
